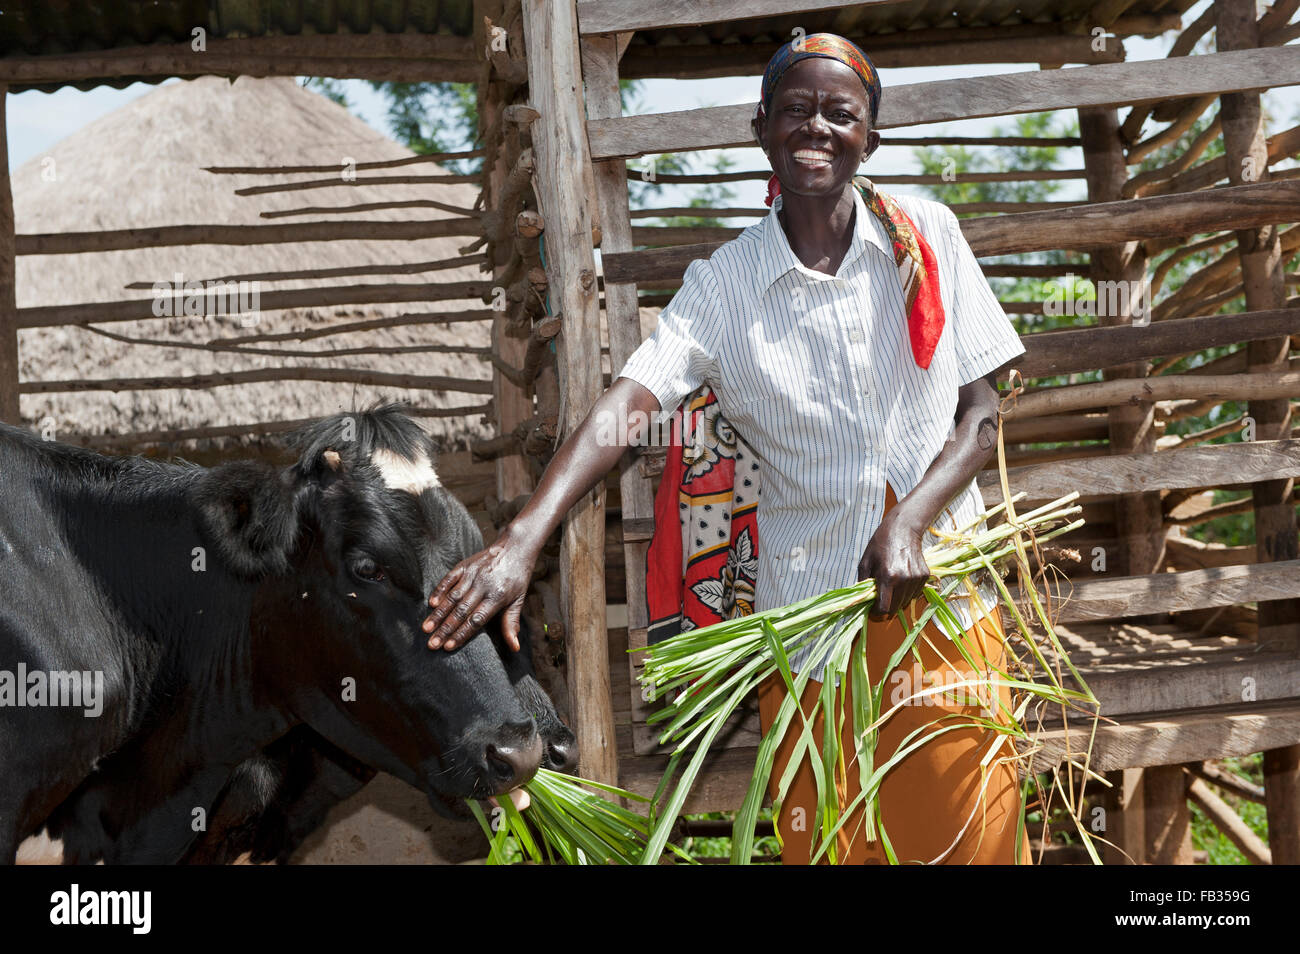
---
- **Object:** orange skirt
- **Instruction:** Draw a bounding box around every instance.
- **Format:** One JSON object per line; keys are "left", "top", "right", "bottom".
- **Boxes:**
{"left": 756, "top": 482, "right": 1031, "bottom": 865}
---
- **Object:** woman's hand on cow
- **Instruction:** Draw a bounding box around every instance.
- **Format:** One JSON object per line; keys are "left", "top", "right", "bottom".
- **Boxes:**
{"left": 858, "top": 510, "right": 931, "bottom": 622}
{"left": 422, "top": 531, "right": 538, "bottom": 652}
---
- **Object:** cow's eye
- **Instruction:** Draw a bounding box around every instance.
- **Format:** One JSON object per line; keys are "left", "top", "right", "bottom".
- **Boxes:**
{"left": 351, "top": 556, "right": 385, "bottom": 582}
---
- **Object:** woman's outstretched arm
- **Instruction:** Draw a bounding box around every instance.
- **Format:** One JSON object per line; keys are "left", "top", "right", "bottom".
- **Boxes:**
{"left": 422, "top": 376, "right": 661, "bottom": 651}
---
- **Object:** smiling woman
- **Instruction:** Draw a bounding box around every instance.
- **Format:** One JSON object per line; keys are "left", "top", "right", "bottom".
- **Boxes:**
{"left": 621, "top": 33, "right": 1030, "bottom": 864}
{"left": 421, "top": 33, "right": 1029, "bottom": 865}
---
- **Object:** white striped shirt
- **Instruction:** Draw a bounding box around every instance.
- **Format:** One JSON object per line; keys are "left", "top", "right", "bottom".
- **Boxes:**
{"left": 618, "top": 185, "right": 1026, "bottom": 680}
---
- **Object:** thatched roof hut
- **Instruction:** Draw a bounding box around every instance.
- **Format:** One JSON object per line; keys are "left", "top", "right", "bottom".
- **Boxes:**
{"left": 13, "top": 75, "right": 493, "bottom": 452}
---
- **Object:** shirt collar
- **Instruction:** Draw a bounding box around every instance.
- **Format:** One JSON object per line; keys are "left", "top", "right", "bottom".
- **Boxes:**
{"left": 754, "top": 182, "right": 894, "bottom": 297}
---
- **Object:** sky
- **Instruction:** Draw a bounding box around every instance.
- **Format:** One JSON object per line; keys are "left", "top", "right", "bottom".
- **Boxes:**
{"left": 5, "top": 0, "right": 1296, "bottom": 215}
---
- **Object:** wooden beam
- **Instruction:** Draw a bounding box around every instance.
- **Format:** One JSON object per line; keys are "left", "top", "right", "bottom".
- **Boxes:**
{"left": 1002, "top": 369, "right": 1300, "bottom": 420}
{"left": 586, "top": 47, "right": 1300, "bottom": 159}
{"left": 618, "top": 35, "right": 1127, "bottom": 79}
{"left": 1030, "top": 701, "right": 1300, "bottom": 776}
{"left": 1050, "top": 652, "right": 1300, "bottom": 716}
{"left": 977, "top": 439, "right": 1300, "bottom": 503}
{"left": 523, "top": 0, "right": 618, "bottom": 788}
{"left": 602, "top": 180, "right": 1300, "bottom": 283}
{"left": 626, "top": 701, "right": 1300, "bottom": 813}
{"left": 1051, "top": 560, "right": 1300, "bottom": 624}
{"left": 965, "top": 179, "right": 1300, "bottom": 258}
{"left": 0, "top": 86, "right": 16, "bottom": 424}
{"left": 1018, "top": 308, "right": 1300, "bottom": 378}
{"left": 576, "top": 0, "right": 896, "bottom": 34}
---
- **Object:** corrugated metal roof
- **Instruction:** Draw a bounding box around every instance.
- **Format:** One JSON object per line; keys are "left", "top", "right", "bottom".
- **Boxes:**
{"left": 0, "top": 1, "right": 476, "bottom": 56}
{"left": 0, "top": 0, "right": 478, "bottom": 90}
{"left": 619, "top": 0, "right": 1202, "bottom": 77}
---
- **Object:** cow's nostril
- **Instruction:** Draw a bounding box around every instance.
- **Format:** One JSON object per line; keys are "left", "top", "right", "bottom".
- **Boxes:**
{"left": 483, "top": 734, "right": 543, "bottom": 793}
{"left": 545, "top": 734, "right": 579, "bottom": 774}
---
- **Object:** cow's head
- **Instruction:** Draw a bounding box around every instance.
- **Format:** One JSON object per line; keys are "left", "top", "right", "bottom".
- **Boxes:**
{"left": 191, "top": 406, "right": 544, "bottom": 815}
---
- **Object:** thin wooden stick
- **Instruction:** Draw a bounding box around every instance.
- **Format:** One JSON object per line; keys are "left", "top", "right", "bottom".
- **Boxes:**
{"left": 124, "top": 254, "right": 488, "bottom": 288}
{"left": 234, "top": 174, "right": 479, "bottom": 197}
{"left": 21, "top": 367, "right": 494, "bottom": 396}
{"left": 205, "top": 149, "right": 485, "bottom": 175}
{"left": 260, "top": 199, "right": 478, "bottom": 220}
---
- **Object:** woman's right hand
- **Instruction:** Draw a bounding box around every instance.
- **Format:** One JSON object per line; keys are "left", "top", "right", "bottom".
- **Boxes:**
{"left": 420, "top": 377, "right": 662, "bottom": 653}
{"left": 422, "top": 530, "right": 538, "bottom": 652}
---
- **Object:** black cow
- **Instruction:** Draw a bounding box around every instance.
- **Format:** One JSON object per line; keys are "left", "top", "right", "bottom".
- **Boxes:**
{"left": 182, "top": 615, "right": 576, "bottom": 865}
{"left": 0, "top": 406, "right": 549, "bottom": 864}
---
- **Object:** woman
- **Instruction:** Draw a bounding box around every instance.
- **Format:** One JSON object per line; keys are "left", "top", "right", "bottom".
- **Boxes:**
{"left": 423, "top": 34, "right": 1029, "bottom": 864}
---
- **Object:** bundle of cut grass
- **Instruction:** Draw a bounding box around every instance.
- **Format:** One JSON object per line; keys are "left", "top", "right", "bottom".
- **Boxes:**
{"left": 634, "top": 476, "right": 1104, "bottom": 865}
{"left": 468, "top": 769, "right": 695, "bottom": 865}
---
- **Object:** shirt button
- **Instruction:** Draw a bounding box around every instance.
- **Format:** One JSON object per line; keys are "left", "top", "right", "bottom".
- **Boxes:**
{"left": 849, "top": 329, "right": 864, "bottom": 344}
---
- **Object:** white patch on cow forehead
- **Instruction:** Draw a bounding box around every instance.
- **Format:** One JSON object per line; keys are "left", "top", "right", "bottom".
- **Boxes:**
{"left": 370, "top": 447, "right": 440, "bottom": 494}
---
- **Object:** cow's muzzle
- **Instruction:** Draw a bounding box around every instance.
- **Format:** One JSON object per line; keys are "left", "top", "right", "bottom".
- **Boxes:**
{"left": 481, "top": 720, "right": 544, "bottom": 795}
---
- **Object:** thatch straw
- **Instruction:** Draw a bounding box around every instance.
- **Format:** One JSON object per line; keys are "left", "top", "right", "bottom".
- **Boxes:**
{"left": 12, "top": 76, "right": 665, "bottom": 454}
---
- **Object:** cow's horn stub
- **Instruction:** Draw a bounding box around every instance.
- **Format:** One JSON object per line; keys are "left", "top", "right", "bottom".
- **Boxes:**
{"left": 322, "top": 449, "right": 343, "bottom": 471}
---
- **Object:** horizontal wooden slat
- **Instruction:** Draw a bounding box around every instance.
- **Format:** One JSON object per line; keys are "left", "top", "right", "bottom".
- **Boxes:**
{"left": 20, "top": 367, "right": 494, "bottom": 396}
{"left": 1018, "top": 308, "right": 1300, "bottom": 378}
{"left": 15, "top": 281, "right": 494, "bottom": 329}
{"left": 1048, "top": 653, "right": 1300, "bottom": 721}
{"left": 977, "top": 439, "right": 1300, "bottom": 502}
{"left": 1028, "top": 700, "right": 1300, "bottom": 775}
{"left": 620, "top": 701, "right": 1300, "bottom": 807}
{"left": 603, "top": 180, "right": 1300, "bottom": 283}
{"left": 16, "top": 219, "right": 479, "bottom": 256}
{"left": 576, "top": 0, "right": 887, "bottom": 34}
{"left": 1004, "top": 369, "right": 1300, "bottom": 420}
{"left": 1053, "top": 560, "right": 1300, "bottom": 624}
{"left": 588, "top": 47, "right": 1300, "bottom": 159}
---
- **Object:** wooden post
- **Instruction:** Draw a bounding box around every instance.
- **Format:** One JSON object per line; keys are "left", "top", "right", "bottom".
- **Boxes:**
{"left": 1079, "top": 101, "right": 1176, "bottom": 861}
{"left": 1078, "top": 104, "right": 1164, "bottom": 578}
{"left": 1101, "top": 768, "right": 1146, "bottom": 864}
{"left": 521, "top": 0, "right": 618, "bottom": 786}
{"left": 580, "top": 35, "right": 662, "bottom": 760}
{"left": 477, "top": 1, "right": 535, "bottom": 503}
{"left": 0, "top": 85, "right": 18, "bottom": 424}
{"left": 1143, "top": 763, "right": 1194, "bottom": 864}
{"left": 1217, "top": 0, "right": 1300, "bottom": 866}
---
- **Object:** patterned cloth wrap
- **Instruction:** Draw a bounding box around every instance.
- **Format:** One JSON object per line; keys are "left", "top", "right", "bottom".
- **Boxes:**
{"left": 645, "top": 177, "right": 948, "bottom": 643}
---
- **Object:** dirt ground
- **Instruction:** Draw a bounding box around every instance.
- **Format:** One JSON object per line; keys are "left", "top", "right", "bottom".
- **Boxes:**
{"left": 16, "top": 773, "right": 489, "bottom": 865}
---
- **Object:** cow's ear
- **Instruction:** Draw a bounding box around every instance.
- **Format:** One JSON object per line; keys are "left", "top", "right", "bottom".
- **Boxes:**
{"left": 295, "top": 446, "right": 347, "bottom": 489}
{"left": 191, "top": 461, "right": 300, "bottom": 578}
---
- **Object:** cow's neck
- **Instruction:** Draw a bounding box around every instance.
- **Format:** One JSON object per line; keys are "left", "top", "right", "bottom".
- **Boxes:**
{"left": 50, "top": 465, "right": 296, "bottom": 780}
